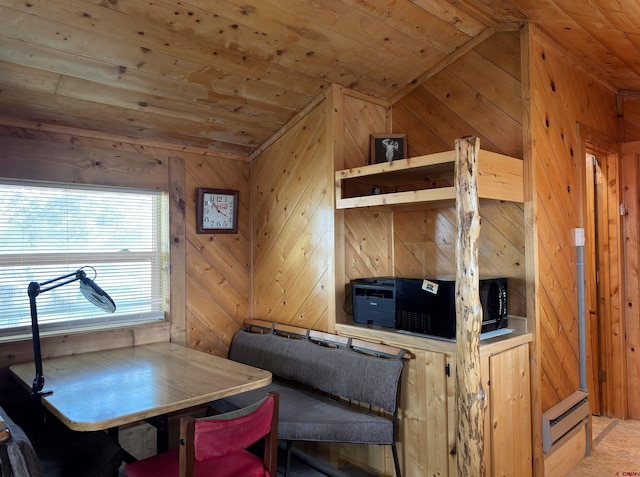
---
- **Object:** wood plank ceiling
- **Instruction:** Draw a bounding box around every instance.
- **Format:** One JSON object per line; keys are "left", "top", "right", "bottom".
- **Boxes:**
{"left": 0, "top": 0, "right": 639, "bottom": 157}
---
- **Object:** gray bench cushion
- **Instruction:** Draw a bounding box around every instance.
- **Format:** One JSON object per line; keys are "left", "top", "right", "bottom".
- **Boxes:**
{"left": 213, "top": 383, "right": 394, "bottom": 445}
{"left": 228, "top": 330, "right": 404, "bottom": 414}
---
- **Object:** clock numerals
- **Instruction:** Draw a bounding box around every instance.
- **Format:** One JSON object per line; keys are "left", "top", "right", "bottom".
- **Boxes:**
{"left": 197, "top": 188, "right": 239, "bottom": 234}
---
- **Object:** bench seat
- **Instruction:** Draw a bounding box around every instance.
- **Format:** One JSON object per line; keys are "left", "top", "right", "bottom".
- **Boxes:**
{"left": 210, "top": 321, "right": 409, "bottom": 477}
{"left": 214, "top": 382, "right": 394, "bottom": 444}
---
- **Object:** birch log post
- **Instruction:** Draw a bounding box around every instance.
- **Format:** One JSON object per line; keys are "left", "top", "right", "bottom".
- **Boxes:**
{"left": 455, "top": 136, "right": 486, "bottom": 476}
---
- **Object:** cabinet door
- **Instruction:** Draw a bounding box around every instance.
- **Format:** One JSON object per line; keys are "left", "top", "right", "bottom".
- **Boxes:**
{"left": 488, "top": 343, "right": 532, "bottom": 476}
{"left": 397, "top": 349, "right": 456, "bottom": 477}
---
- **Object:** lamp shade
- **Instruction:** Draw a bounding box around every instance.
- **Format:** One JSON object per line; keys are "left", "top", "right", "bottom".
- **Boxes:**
{"left": 79, "top": 276, "right": 116, "bottom": 313}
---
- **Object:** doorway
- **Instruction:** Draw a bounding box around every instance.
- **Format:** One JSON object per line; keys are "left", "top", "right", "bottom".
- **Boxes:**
{"left": 583, "top": 151, "right": 626, "bottom": 418}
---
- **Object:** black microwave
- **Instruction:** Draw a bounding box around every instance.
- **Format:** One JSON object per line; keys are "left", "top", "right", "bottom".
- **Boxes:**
{"left": 394, "top": 277, "right": 508, "bottom": 339}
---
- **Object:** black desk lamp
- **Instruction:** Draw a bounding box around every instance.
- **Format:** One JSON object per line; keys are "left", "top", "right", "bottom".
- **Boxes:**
{"left": 28, "top": 267, "right": 116, "bottom": 396}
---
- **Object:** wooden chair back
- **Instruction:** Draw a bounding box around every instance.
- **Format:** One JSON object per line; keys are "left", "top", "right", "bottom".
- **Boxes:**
{"left": 179, "top": 391, "right": 279, "bottom": 477}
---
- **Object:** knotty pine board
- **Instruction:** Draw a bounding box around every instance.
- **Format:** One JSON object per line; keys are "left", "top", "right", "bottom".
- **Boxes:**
{"left": 392, "top": 31, "right": 523, "bottom": 160}
{"left": 621, "top": 141, "right": 640, "bottom": 419}
{"left": 0, "top": 124, "right": 250, "bottom": 361}
{"left": 529, "top": 24, "right": 619, "bottom": 416}
{"left": 251, "top": 95, "right": 333, "bottom": 331}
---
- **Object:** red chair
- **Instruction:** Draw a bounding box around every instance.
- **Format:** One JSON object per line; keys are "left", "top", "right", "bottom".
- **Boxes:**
{"left": 125, "top": 392, "right": 278, "bottom": 477}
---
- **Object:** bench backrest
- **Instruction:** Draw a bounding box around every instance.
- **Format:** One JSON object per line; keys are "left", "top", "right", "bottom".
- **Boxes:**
{"left": 229, "top": 330, "right": 405, "bottom": 414}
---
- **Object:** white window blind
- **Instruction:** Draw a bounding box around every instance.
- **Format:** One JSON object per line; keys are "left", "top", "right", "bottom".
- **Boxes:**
{"left": 0, "top": 182, "right": 169, "bottom": 335}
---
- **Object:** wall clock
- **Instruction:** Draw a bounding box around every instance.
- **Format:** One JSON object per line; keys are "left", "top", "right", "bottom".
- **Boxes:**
{"left": 196, "top": 188, "right": 239, "bottom": 234}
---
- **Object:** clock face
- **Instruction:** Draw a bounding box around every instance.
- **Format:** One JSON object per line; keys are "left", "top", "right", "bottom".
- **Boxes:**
{"left": 196, "top": 188, "right": 239, "bottom": 234}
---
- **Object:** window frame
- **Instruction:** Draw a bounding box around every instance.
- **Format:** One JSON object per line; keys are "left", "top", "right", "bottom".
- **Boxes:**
{"left": 0, "top": 180, "right": 171, "bottom": 337}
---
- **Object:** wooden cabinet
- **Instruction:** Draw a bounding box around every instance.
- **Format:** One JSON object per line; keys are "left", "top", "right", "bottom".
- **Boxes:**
{"left": 332, "top": 145, "right": 530, "bottom": 476}
{"left": 336, "top": 324, "right": 532, "bottom": 477}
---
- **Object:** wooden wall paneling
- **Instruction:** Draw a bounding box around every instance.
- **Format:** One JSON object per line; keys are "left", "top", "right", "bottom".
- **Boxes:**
{"left": 390, "top": 92, "right": 451, "bottom": 156}
{"left": 391, "top": 31, "right": 523, "bottom": 158}
{"left": 168, "top": 155, "right": 187, "bottom": 345}
{"left": 251, "top": 94, "right": 333, "bottom": 331}
{"left": 0, "top": 322, "right": 170, "bottom": 382}
{"left": 409, "top": 70, "right": 520, "bottom": 156}
{"left": 342, "top": 92, "right": 389, "bottom": 169}
{"left": 392, "top": 204, "right": 526, "bottom": 317}
{"left": 0, "top": 130, "right": 179, "bottom": 372}
{"left": 339, "top": 89, "right": 391, "bottom": 323}
{"left": 535, "top": 170, "right": 580, "bottom": 354}
{"left": 183, "top": 147, "right": 252, "bottom": 354}
{"left": 538, "top": 289, "right": 579, "bottom": 410}
{"left": 478, "top": 202, "right": 527, "bottom": 316}
{"left": 474, "top": 31, "right": 522, "bottom": 81}
{"left": 0, "top": 119, "right": 248, "bottom": 160}
{"left": 331, "top": 86, "right": 346, "bottom": 329}
{"left": 621, "top": 141, "right": 640, "bottom": 418}
{"left": 542, "top": 421, "right": 588, "bottom": 477}
{"left": 0, "top": 125, "right": 247, "bottom": 367}
{"left": 0, "top": 135, "right": 169, "bottom": 190}
{"left": 343, "top": 208, "right": 393, "bottom": 284}
{"left": 0, "top": 83, "right": 256, "bottom": 155}
{"left": 520, "top": 22, "right": 542, "bottom": 475}
{"left": 393, "top": 209, "right": 456, "bottom": 279}
{"left": 445, "top": 48, "right": 522, "bottom": 124}
{"left": 529, "top": 24, "right": 618, "bottom": 422}
{"left": 621, "top": 95, "right": 640, "bottom": 142}
{"left": 393, "top": 208, "right": 457, "bottom": 278}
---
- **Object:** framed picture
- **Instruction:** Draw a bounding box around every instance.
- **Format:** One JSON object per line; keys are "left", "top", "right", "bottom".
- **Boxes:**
{"left": 370, "top": 134, "right": 407, "bottom": 164}
{"left": 196, "top": 188, "right": 239, "bottom": 234}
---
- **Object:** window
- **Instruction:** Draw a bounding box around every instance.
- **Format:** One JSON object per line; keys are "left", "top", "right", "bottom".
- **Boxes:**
{"left": 0, "top": 181, "right": 169, "bottom": 336}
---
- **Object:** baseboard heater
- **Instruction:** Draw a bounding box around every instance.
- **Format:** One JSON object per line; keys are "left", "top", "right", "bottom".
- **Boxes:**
{"left": 542, "top": 390, "right": 589, "bottom": 453}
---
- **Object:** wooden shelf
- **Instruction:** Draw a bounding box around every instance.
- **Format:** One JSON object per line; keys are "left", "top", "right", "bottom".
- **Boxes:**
{"left": 335, "top": 149, "right": 523, "bottom": 209}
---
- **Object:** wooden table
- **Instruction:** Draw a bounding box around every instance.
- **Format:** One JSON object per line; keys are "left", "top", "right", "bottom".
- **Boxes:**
{"left": 9, "top": 342, "right": 272, "bottom": 451}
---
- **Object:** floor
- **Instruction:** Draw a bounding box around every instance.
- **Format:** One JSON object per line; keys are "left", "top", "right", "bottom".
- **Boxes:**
{"left": 274, "top": 446, "right": 377, "bottom": 477}
{"left": 118, "top": 444, "right": 377, "bottom": 477}
{"left": 117, "top": 416, "right": 640, "bottom": 476}
{"left": 566, "top": 415, "right": 640, "bottom": 476}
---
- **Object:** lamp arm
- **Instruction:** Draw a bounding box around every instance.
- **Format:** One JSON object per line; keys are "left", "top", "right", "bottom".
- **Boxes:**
{"left": 27, "top": 270, "right": 85, "bottom": 396}
{"left": 36, "top": 271, "right": 84, "bottom": 295}
{"left": 28, "top": 285, "right": 45, "bottom": 395}
{"left": 27, "top": 268, "right": 113, "bottom": 397}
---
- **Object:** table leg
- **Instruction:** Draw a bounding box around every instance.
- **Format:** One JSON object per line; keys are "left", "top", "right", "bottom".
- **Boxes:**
{"left": 108, "top": 427, "right": 137, "bottom": 463}
{"left": 145, "top": 415, "right": 169, "bottom": 453}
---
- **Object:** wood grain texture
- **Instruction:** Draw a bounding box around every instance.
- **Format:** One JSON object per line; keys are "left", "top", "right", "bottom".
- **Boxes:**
{"left": 392, "top": 31, "right": 523, "bottom": 159}
{"left": 528, "top": 25, "right": 618, "bottom": 418}
{"left": 251, "top": 93, "right": 333, "bottom": 331}
{"left": 8, "top": 342, "right": 271, "bottom": 431}
{"left": 184, "top": 149, "right": 252, "bottom": 355}
{"left": 621, "top": 141, "right": 640, "bottom": 419}
{"left": 620, "top": 95, "right": 640, "bottom": 142}
{"left": 391, "top": 30, "right": 526, "bottom": 317}
{"left": 1, "top": 0, "right": 636, "bottom": 156}
{"left": 336, "top": 324, "right": 532, "bottom": 477}
{"left": 0, "top": 125, "right": 248, "bottom": 365}
{"left": 454, "top": 137, "right": 485, "bottom": 477}
{"left": 489, "top": 343, "right": 532, "bottom": 476}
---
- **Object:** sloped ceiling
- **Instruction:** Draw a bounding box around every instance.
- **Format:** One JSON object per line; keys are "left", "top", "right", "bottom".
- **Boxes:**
{"left": 0, "top": 0, "right": 638, "bottom": 157}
